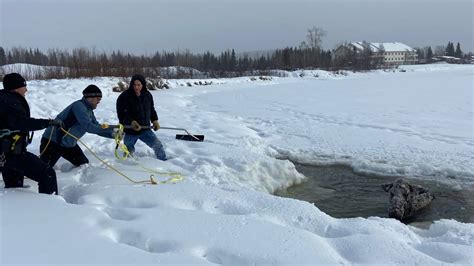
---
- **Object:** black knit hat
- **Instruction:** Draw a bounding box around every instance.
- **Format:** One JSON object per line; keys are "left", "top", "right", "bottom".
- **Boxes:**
{"left": 82, "top": 85, "right": 102, "bottom": 98}
{"left": 129, "top": 74, "right": 147, "bottom": 90}
{"left": 2, "top": 73, "right": 27, "bottom": 90}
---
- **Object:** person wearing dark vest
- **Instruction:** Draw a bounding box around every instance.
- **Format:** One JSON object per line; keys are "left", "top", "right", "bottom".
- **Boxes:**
{"left": 40, "top": 85, "right": 115, "bottom": 168}
{"left": 0, "top": 73, "right": 61, "bottom": 194}
{"left": 116, "top": 74, "right": 167, "bottom": 160}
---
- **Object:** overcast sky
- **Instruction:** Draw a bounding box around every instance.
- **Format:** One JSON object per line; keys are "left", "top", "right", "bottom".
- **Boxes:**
{"left": 1, "top": 0, "right": 473, "bottom": 55}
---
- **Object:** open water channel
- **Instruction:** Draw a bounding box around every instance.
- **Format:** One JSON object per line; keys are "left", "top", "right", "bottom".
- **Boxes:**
{"left": 275, "top": 164, "right": 474, "bottom": 228}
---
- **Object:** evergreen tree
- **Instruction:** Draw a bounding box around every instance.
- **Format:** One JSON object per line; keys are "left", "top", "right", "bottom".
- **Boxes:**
{"left": 151, "top": 51, "right": 161, "bottom": 67}
{"left": 230, "top": 49, "right": 237, "bottom": 71}
{"left": 415, "top": 47, "right": 424, "bottom": 60}
{"left": 426, "top": 46, "right": 433, "bottom": 62}
{"left": 48, "top": 50, "right": 58, "bottom": 66}
{"left": 0, "top": 47, "right": 6, "bottom": 65}
{"left": 7, "top": 51, "right": 13, "bottom": 64}
{"left": 445, "top": 42, "right": 455, "bottom": 56}
{"left": 454, "top": 42, "right": 463, "bottom": 58}
{"left": 282, "top": 47, "right": 291, "bottom": 69}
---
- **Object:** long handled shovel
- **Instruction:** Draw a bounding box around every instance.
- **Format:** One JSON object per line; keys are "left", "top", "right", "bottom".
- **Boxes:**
{"left": 160, "top": 126, "right": 205, "bottom": 142}
{"left": 108, "top": 124, "right": 204, "bottom": 142}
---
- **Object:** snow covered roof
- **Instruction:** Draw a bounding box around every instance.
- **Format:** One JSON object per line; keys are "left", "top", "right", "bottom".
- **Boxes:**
{"left": 350, "top": 42, "right": 415, "bottom": 52}
{"left": 350, "top": 42, "right": 378, "bottom": 52}
{"left": 375, "top": 42, "right": 416, "bottom": 52}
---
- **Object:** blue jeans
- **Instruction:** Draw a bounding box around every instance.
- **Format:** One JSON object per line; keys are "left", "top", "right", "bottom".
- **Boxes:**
{"left": 124, "top": 129, "right": 167, "bottom": 161}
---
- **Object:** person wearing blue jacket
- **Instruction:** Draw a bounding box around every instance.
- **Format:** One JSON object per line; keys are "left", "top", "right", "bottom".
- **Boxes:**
{"left": 40, "top": 85, "right": 115, "bottom": 167}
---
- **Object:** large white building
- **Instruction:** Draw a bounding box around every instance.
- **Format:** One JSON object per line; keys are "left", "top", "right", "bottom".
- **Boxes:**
{"left": 334, "top": 42, "right": 418, "bottom": 66}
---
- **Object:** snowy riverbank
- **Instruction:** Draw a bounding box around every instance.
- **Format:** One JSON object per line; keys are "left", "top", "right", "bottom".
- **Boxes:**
{"left": 1, "top": 64, "right": 473, "bottom": 264}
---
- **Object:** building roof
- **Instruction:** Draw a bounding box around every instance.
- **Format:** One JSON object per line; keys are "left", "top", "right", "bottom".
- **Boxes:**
{"left": 350, "top": 42, "right": 415, "bottom": 52}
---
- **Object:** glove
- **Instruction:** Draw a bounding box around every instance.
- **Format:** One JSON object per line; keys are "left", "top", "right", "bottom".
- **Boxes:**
{"left": 49, "top": 119, "right": 64, "bottom": 128}
{"left": 152, "top": 120, "right": 160, "bottom": 131}
{"left": 112, "top": 128, "right": 123, "bottom": 141}
{"left": 131, "top": 120, "right": 141, "bottom": 131}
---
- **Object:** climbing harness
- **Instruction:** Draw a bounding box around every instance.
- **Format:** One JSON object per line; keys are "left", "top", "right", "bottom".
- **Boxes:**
{"left": 0, "top": 129, "right": 18, "bottom": 167}
{"left": 0, "top": 129, "right": 20, "bottom": 138}
{"left": 0, "top": 129, "right": 24, "bottom": 155}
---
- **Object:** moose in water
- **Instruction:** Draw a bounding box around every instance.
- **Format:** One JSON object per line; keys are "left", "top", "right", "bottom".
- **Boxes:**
{"left": 382, "top": 178, "right": 435, "bottom": 221}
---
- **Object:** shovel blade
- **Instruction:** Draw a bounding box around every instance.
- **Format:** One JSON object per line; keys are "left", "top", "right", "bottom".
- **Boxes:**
{"left": 175, "top": 134, "right": 205, "bottom": 142}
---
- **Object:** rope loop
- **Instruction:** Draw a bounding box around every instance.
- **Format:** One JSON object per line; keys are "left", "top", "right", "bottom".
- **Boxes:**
{"left": 57, "top": 127, "right": 183, "bottom": 185}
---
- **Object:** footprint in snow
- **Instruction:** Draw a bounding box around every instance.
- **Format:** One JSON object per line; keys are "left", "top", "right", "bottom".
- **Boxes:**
{"left": 98, "top": 206, "right": 140, "bottom": 221}
{"left": 105, "top": 196, "right": 158, "bottom": 209}
{"left": 104, "top": 228, "right": 181, "bottom": 254}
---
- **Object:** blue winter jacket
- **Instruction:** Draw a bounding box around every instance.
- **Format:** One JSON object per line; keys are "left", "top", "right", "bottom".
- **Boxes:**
{"left": 42, "top": 98, "right": 113, "bottom": 148}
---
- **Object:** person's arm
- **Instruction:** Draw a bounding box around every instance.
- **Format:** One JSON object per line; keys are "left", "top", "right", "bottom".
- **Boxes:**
{"left": 116, "top": 94, "right": 133, "bottom": 125}
{"left": 72, "top": 102, "right": 113, "bottom": 137}
{"left": 14, "top": 117, "right": 51, "bottom": 132}
{"left": 91, "top": 114, "right": 114, "bottom": 139}
{"left": 0, "top": 96, "right": 51, "bottom": 132}
{"left": 149, "top": 93, "right": 158, "bottom": 123}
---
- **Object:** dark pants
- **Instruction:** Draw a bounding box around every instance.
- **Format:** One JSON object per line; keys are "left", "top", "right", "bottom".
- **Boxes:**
{"left": 40, "top": 138, "right": 89, "bottom": 167}
{"left": 2, "top": 152, "right": 58, "bottom": 194}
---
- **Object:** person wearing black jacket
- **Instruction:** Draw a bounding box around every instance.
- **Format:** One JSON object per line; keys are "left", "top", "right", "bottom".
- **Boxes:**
{"left": 0, "top": 73, "right": 62, "bottom": 194}
{"left": 116, "top": 74, "right": 167, "bottom": 160}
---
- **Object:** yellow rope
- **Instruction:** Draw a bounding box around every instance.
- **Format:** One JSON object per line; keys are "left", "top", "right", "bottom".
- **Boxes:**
{"left": 112, "top": 124, "right": 184, "bottom": 183}
{"left": 60, "top": 127, "right": 183, "bottom": 185}
{"left": 116, "top": 140, "right": 183, "bottom": 183}
{"left": 113, "top": 124, "right": 130, "bottom": 161}
{"left": 39, "top": 126, "right": 56, "bottom": 157}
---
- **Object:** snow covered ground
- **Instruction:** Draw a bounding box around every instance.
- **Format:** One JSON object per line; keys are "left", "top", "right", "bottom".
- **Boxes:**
{"left": 1, "top": 64, "right": 473, "bottom": 264}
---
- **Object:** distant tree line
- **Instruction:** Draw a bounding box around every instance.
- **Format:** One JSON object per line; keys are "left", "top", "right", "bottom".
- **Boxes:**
{"left": 0, "top": 46, "right": 335, "bottom": 79}
{"left": 0, "top": 27, "right": 335, "bottom": 79}
{"left": 444, "top": 42, "right": 464, "bottom": 58}
{"left": 0, "top": 29, "right": 471, "bottom": 80}
{"left": 414, "top": 41, "right": 470, "bottom": 63}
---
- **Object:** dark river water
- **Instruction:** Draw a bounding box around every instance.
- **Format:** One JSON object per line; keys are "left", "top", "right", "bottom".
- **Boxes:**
{"left": 275, "top": 164, "right": 474, "bottom": 227}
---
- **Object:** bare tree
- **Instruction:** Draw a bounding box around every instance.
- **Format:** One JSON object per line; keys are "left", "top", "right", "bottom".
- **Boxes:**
{"left": 376, "top": 44, "right": 385, "bottom": 66}
{"left": 306, "top": 27, "right": 327, "bottom": 50}
{"left": 356, "top": 41, "right": 374, "bottom": 70}
{"left": 332, "top": 42, "right": 355, "bottom": 69}
{"left": 434, "top": 45, "right": 446, "bottom": 56}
